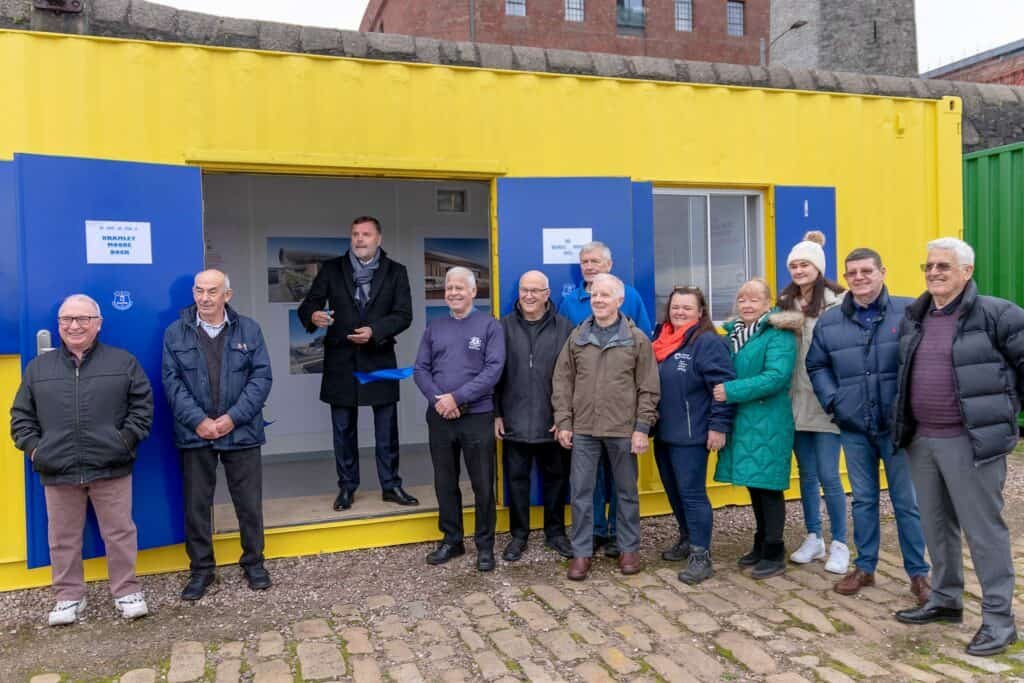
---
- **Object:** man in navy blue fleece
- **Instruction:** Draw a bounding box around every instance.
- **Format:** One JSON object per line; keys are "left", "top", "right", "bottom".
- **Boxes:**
{"left": 414, "top": 266, "right": 506, "bottom": 571}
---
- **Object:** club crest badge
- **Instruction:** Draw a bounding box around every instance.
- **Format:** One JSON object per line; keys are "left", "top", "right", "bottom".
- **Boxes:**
{"left": 468, "top": 336, "right": 482, "bottom": 351}
{"left": 111, "top": 290, "right": 133, "bottom": 312}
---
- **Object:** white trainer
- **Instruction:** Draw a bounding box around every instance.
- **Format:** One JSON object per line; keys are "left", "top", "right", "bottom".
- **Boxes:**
{"left": 824, "top": 540, "right": 851, "bottom": 575}
{"left": 789, "top": 533, "right": 826, "bottom": 564}
{"left": 48, "top": 596, "right": 87, "bottom": 626}
{"left": 114, "top": 592, "right": 149, "bottom": 620}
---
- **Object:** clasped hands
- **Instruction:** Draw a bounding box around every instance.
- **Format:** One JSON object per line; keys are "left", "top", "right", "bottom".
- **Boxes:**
{"left": 196, "top": 415, "right": 235, "bottom": 440}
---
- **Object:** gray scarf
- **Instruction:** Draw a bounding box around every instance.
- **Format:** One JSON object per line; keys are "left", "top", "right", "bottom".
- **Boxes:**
{"left": 349, "top": 248, "right": 381, "bottom": 310}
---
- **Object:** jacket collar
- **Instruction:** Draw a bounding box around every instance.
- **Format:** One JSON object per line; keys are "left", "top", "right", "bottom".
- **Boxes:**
{"left": 181, "top": 303, "right": 241, "bottom": 329}
{"left": 906, "top": 280, "right": 977, "bottom": 323}
{"left": 575, "top": 314, "right": 635, "bottom": 348}
{"left": 841, "top": 285, "right": 892, "bottom": 319}
{"left": 512, "top": 300, "right": 554, "bottom": 326}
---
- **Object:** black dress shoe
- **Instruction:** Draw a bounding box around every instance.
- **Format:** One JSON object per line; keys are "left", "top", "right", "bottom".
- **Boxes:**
{"left": 894, "top": 604, "right": 963, "bottom": 625}
{"left": 426, "top": 542, "right": 466, "bottom": 565}
{"left": 333, "top": 489, "right": 353, "bottom": 511}
{"left": 382, "top": 487, "right": 419, "bottom": 506}
{"left": 592, "top": 534, "right": 610, "bottom": 551}
{"left": 502, "top": 537, "right": 527, "bottom": 562}
{"left": 545, "top": 535, "right": 574, "bottom": 559}
{"left": 243, "top": 565, "right": 272, "bottom": 591}
{"left": 477, "top": 548, "right": 496, "bottom": 572}
{"left": 603, "top": 536, "right": 621, "bottom": 559}
{"left": 966, "top": 625, "right": 1018, "bottom": 656}
{"left": 181, "top": 573, "right": 215, "bottom": 601}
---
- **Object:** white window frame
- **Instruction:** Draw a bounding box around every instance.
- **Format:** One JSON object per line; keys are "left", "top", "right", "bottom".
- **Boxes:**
{"left": 675, "top": 0, "right": 693, "bottom": 32}
{"left": 565, "top": 0, "right": 584, "bottom": 22}
{"left": 506, "top": 0, "right": 527, "bottom": 17}
{"left": 652, "top": 187, "right": 765, "bottom": 323}
{"left": 727, "top": 0, "right": 745, "bottom": 36}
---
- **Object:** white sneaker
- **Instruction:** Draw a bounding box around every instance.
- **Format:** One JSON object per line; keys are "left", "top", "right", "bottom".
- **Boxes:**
{"left": 48, "top": 596, "right": 86, "bottom": 626}
{"left": 789, "top": 533, "right": 826, "bottom": 564}
{"left": 824, "top": 540, "right": 851, "bottom": 575}
{"left": 114, "top": 592, "right": 149, "bottom": 620}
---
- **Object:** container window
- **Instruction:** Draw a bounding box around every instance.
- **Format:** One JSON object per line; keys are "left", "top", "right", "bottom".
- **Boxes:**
{"left": 653, "top": 189, "right": 764, "bottom": 322}
{"left": 565, "top": 0, "right": 585, "bottom": 22}
{"left": 436, "top": 189, "right": 467, "bottom": 213}
{"left": 506, "top": 0, "right": 526, "bottom": 17}
{"left": 675, "top": 0, "right": 693, "bottom": 32}
{"left": 727, "top": 1, "right": 745, "bottom": 36}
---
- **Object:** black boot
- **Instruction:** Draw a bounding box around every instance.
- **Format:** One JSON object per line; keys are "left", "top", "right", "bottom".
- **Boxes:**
{"left": 679, "top": 547, "right": 713, "bottom": 585}
{"left": 737, "top": 532, "right": 764, "bottom": 567}
{"left": 751, "top": 542, "right": 786, "bottom": 580}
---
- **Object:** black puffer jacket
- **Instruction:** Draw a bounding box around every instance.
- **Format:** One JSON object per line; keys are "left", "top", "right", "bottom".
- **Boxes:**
{"left": 11, "top": 342, "right": 154, "bottom": 485}
{"left": 893, "top": 280, "right": 1024, "bottom": 463}
{"left": 494, "top": 302, "right": 573, "bottom": 443}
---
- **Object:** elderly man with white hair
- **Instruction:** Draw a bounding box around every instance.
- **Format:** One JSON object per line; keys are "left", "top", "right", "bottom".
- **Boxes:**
{"left": 12, "top": 294, "right": 154, "bottom": 625}
{"left": 414, "top": 266, "right": 506, "bottom": 571}
{"left": 891, "top": 237, "right": 1024, "bottom": 656}
{"left": 552, "top": 273, "right": 660, "bottom": 581}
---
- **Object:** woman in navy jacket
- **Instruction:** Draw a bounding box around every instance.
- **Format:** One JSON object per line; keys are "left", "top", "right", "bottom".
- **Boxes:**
{"left": 652, "top": 287, "right": 736, "bottom": 584}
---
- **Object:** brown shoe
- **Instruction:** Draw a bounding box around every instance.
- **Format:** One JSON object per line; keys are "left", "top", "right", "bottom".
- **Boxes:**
{"left": 619, "top": 551, "right": 643, "bottom": 575}
{"left": 910, "top": 575, "right": 931, "bottom": 606}
{"left": 567, "top": 557, "right": 591, "bottom": 581}
{"left": 834, "top": 569, "right": 875, "bottom": 595}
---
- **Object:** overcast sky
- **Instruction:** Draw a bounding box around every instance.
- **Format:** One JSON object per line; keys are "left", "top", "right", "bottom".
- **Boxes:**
{"left": 159, "top": 0, "right": 1024, "bottom": 74}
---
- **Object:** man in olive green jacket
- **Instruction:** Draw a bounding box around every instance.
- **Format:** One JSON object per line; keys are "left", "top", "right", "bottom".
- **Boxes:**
{"left": 552, "top": 273, "right": 660, "bottom": 581}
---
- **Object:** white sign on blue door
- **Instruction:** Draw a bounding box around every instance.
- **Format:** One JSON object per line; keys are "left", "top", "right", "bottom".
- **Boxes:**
{"left": 85, "top": 220, "right": 153, "bottom": 264}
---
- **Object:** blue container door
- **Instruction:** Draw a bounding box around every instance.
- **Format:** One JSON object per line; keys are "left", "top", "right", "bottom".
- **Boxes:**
{"left": 15, "top": 153, "right": 204, "bottom": 568}
{"left": 0, "top": 161, "right": 17, "bottom": 354}
{"left": 773, "top": 186, "right": 837, "bottom": 294}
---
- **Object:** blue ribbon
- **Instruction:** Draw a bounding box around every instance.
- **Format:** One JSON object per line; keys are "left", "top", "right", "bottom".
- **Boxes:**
{"left": 354, "top": 367, "right": 415, "bottom": 384}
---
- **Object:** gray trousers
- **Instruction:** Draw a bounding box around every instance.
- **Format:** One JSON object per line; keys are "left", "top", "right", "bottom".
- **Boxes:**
{"left": 570, "top": 434, "right": 640, "bottom": 557}
{"left": 907, "top": 434, "right": 1016, "bottom": 632}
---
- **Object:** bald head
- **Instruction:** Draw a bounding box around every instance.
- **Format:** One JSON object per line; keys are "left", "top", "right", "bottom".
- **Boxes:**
{"left": 193, "top": 269, "right": 233, "bottom": 324}
{"left": 518, "top": 270, "right": 551, "bottom": 320}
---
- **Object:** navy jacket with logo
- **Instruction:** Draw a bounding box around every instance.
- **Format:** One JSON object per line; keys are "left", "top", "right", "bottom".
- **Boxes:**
{"left": 653, "top": 325, "right": 736, "bottom": 447}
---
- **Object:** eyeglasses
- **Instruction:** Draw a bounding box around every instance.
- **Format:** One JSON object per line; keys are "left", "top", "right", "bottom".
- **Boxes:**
{"left": 58, "top": 315, "right": 100, "bottom": 326}
{"left": 518, "top": 288, "right": 549, "bottom": 296}
{"left": 920, "top": 262, "right": 955, "bottom": 273}
{"left": 843, "top": 268, "right": 878, "bottom": 278}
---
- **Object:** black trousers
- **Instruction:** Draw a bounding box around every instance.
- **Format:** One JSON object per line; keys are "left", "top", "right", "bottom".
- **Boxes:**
{"left": 426, "top": 410, "right": 496, "bottom": 549}
{"left": 503, "top": 440, "right": 571, "bottom": 541}
{"left": 181, "top": 445, "right": 265, "bottom": 574}
{"left": 330, "top": 403, "right": 401, "bottom": 492}
{"left": 748, "top": 486, "right": 786, "bottom": 551}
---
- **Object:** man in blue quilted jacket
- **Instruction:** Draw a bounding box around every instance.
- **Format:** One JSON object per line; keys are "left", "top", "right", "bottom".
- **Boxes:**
{"left": 806, "top": 248, "right": 930, "bottom": 606}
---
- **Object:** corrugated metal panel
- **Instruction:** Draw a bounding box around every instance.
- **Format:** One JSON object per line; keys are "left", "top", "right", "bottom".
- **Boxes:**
{"left": 964, "top": 141, "right": 1024, "bottom": 305}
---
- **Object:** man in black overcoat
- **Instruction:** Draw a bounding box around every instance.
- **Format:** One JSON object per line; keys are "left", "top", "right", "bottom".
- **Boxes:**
{"left": 298, "top": 216, "right": 417, "bottom": 511}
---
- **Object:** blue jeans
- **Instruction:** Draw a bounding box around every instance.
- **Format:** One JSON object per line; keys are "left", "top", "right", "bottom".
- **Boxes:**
{"left": 653, "top": 442, "right": 712, "bottom": 548}
{"left": 593, "top": 453, "right": 618, "bottom": 538}
{"left": 840, "top": 430, "right": 929, "bottom": 577}
{"left": 793, "top": 431, "right": 847, "bottom": 544}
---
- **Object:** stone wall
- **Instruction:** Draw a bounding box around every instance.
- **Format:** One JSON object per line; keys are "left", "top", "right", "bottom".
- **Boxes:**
{"left": 2, "top": 0, "right": 1022, "bottom": 152}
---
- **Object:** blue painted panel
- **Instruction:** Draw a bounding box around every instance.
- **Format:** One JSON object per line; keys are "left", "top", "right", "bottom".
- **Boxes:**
{"left": 773, "top": 186, "right": 837, "bottom": 295}
{"left": 632, "top": 182, "right": 656, "bottom": 324}
{"left": 16, "top": 154, "right": 204, "bottom": 568}
{"left": 0, "top": 162, "right": 18, "bottom": 354}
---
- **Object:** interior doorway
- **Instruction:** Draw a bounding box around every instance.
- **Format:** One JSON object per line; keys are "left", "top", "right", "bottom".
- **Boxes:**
{"left": 201, "top": 172, "right": 492, "bottom": 532}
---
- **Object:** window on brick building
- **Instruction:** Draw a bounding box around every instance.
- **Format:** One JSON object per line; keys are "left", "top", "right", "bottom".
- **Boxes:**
{"left": 565, "top": 0, "right": 584, "bottom": 22}
{"left": 675, "top": 0, "right": 693, "bottom": 31}
{"left": 506, "top": 0, "right": 526, "bottom": 17}
{"left": 617, "top": 0, "right": 645, "bottom": 29}
{"left": 727, "top": 1, "right": 745, "bottom": 36}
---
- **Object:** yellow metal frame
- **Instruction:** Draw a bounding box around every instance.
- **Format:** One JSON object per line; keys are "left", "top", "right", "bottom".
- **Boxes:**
{"left": 0, "top": 29, "right": 962, "bottom": 590}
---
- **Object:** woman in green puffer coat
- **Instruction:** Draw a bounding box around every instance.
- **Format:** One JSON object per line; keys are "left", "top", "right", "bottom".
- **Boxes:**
{"left": 712, "top": 278, "right": 801, "bottom": 579}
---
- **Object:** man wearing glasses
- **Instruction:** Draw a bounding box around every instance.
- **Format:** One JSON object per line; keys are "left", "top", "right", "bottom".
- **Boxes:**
{"left": 163, "top": 269, "right": 273, "bottom": 600}
{"left": 12, "top": 294, "right": 154, "bottom": 625}
{"left": 805, "top": 248, "right": 930, "bottom": 606}
{"left": 891, "top": 238, "right": 1024, "bottom": 657}
{"left": 494, "top": 270, "right": 574, "bottom": 562}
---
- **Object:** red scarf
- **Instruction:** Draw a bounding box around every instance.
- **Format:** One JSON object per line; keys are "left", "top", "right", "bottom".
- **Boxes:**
{"left": 652, "top": 320, "right": 698, "bottom": 362}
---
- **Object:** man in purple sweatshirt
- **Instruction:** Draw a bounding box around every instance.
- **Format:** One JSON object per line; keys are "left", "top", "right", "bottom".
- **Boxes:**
{"left": 892, "top": 237, "right": 1024, "bottom": 657}
{"left": 414, "top": 266, "right": 506, "bottom": 571}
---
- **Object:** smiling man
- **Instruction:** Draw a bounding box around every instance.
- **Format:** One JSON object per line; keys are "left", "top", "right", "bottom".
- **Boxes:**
{"left": 891, "top": 237, "right": 1024, "bottom": 657}
{"left": 413, "top": 266, "right": 505, "bottom": 571}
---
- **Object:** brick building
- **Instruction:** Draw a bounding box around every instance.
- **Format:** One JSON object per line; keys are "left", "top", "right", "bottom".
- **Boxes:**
{"left": 359, "top": 0, "right": 769, "bottom": 65}
{"left": 923, "top": 38, "right": 1024, "bottom": 87}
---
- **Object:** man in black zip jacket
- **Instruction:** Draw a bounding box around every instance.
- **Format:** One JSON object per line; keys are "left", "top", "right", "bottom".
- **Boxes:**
{"left": 891, "top": 237, "right": 1024, "bottom": 657}
{"left": 12, "top": 294, "right": 153, "bottom": 626}
{"left": 495, "top": 271, "right": 574, "bottom": 561}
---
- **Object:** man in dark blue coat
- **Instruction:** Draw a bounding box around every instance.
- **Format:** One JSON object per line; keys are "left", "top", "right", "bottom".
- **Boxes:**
{"left": 806, "top": 248, "right": 930, "bottom": 606}
{"left": 163, "top": 269, "right": 273, "bottom": 600}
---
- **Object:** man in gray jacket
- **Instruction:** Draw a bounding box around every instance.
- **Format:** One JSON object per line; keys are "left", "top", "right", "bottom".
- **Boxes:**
{"left": 892, "top": 237, "right": 1024, "bottom": 657}
{"left": 11, "top": 294, "right": 153, "bottom": 626}
{"left": 495, "top": 270, "right": 574, "bottom": 561}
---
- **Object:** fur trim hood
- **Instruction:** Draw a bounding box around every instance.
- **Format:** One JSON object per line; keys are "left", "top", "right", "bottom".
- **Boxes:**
{"left": 766, "top": 310, "right": 804, "bottom": 332}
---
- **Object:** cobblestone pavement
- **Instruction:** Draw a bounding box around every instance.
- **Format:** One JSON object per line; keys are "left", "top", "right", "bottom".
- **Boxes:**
{"left": 14, "top": 525, "right": 1024, "bottom": 682}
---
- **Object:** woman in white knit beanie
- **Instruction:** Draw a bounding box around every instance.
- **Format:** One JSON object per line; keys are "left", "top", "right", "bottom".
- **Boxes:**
{"left": 777, "top": 231, "right": 850, "bottom": 574}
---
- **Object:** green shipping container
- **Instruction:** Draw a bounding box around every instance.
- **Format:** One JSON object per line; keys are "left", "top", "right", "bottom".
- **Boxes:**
{"left": 963, "top": 141, "right": 1024, "bottom": 427}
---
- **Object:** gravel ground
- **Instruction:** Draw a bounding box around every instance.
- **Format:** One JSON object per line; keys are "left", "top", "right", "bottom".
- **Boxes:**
{"left": 3, "top": 449, "right": 1023, "bottom": 681}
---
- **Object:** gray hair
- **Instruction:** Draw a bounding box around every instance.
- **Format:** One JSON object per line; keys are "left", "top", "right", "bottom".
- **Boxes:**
{"left": 927, "top": 237, "right": 975, "bottom": 267}
{"left": 591, "top": 272, "right": 625, "bottom": 299}
{"left": 519, "top": 270, "right": 550, "bottom": 289}
{"left": 194, "top": 269, "right": 232, "bottom": 290}
{"left": 579, "top": 241, "right": 612, "bottom": 263}
{"left": 446, "top": 266, "right": 477, "bottom": 289}
{"left": 59, "top": 293, "right": 102, "bottom": 318}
